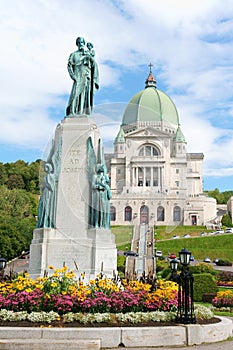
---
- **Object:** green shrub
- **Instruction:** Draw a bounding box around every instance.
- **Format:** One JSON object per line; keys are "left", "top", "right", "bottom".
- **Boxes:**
{"left": 193, "top": 273, "right": 218, "bottom": 302}
{"left": 156, "top": 265, "right": 164, "bottom": 273}
{"left": 195, "top": 262, "right": 216, "bottom": 275}
{"left": 189, "top": 266, "right": 201, "bottom": 275}
{"left": 221, "top": 213, "right": 232, "bottom": 227}
{"left": 160, "top": 267, "right": 171, "bottom": 279}
{"left": 189, "top": 263, "right": 217, "bottom": 278}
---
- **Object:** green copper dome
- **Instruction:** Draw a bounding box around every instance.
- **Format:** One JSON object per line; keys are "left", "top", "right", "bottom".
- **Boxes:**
{"left": 122, "top": 87, "right": 179, "bottom": 127}
{"left": 122, "top": 67, "right": 180, "bottom": 128}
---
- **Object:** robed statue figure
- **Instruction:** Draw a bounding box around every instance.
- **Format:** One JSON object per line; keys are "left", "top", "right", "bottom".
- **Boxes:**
{"left": 37, "top": 137, "right": 62, "bottom": 229}
{"left": 66, "top": 37, "right": 99, "bottom": 116}
{"left": 87, "top": 137, "right": 112, "bottom": 229}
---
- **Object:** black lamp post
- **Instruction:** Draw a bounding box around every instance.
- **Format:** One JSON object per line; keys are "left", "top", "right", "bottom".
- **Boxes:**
{"left": 170, "top": 258, "right": 179, "bottom": 282}
{"left": 176, "top": 248, "right": 196, "bottom": 324}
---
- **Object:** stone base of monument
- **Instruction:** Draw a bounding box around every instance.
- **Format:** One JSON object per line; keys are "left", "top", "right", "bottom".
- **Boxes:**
{"left": 29, "top": 115, "right": 117, "bottom": 282}
{"left": 29, "top": 227, "right": 117, "bottom": 282}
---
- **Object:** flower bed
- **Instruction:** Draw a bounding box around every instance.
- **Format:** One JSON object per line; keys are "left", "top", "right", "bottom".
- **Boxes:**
{"left": 0, "top": 267, "right": 215, "bottom": 326}
{"left": 212, "top": 289, "right": 233, "bottom": 309}
{"left": 0, "top": 267, "right": 178, "bottom": 315}
{"left": 217, "top": 271, "right": 233, "bottom": 287}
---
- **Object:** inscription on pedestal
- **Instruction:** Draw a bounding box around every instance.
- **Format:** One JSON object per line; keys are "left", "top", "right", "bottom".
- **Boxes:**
{"left": 63, "top": 148, "right": 83, "bottom": 173}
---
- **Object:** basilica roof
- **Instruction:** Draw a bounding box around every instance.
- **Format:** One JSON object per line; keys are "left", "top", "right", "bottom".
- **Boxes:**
{"left": 122, "top": 67, "right": 180, "bottom": 128}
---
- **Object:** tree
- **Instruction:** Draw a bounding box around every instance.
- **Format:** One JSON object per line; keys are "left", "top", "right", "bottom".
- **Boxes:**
{"left": 6, "top": 174, "right": 25, "bottom": 190}
{"left": 0, "top": 186, "right": 37, "bottom": 260}
{"left": 0, "top": 162, "right": 7, "bottom": 185}
{"left": 205, "top": 188, "right": 233, "bottom": 204}
{"left": 221, "top": 213, "right": 232, "bottom": 227}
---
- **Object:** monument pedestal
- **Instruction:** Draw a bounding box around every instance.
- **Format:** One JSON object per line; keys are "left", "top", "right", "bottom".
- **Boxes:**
{"left": 29, "top": 116, "right": 117, "bottom": 281}
{"left": 29, "top": 227, "right": 117, "bottom": 281}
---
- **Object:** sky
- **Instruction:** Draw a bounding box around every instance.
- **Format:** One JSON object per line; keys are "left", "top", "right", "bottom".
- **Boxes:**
{"left": 1, "top": 0, "right": 233, "bottom": 191}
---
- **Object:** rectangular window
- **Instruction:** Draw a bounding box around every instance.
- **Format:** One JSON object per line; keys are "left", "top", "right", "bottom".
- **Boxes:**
{"left": 138, "top": 167, "right": 143, "bottom": 186}
{"left": 146, "top": 167, "right": 151, "bottom": 186}
{"left": 146, "top": 146, "right": 151, "bottom": 156}
{"left": 175, "top": 181, "right": 179, "bottom": 187}
{"left": 176, "top": 169, "right": 179, "bottom": 174}
{"left": 153, "top": 167, "right": 158, "bottom": 186}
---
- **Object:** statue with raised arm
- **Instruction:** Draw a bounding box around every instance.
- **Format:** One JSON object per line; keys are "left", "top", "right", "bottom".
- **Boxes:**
{"left": 66, "top": 37, "right": 99, "bottom": 117}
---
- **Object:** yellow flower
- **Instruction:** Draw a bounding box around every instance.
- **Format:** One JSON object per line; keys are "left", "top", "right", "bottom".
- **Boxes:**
{"left": 50, "top": 282, "right": 58, "bottom": 288}
{"left": 51, "top": 273, "right": 59, "bottom": 278}
{"left": 61, "top": 266, "right": 68, "bottom": 273}
{"left": 48, "top": 265, "right": 54, "bottom": 269}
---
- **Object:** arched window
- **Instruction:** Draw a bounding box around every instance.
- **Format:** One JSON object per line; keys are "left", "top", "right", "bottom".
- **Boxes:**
{"left": 157, "top": 206, "right": 165, "bottom": 221}
{"left": 124, "top": 206, "right": 132, "bottom": 221}
{"left": 138, "top": 145, "right": 159, "bottom": 157}
{"left": 173, "top": 206, "right": 181, "bottom": 222}
{"left": 140, "top": 205, "right": 149, "bottom": 224}
{"left": 110, "top": 206, "right": 116, "bottom": 221}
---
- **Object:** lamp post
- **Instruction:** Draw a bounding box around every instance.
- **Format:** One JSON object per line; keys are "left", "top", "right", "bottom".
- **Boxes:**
{"left": 169, "top": 258, "right": 179, "bottom": 282}
{"left": 176, "top": 248, "right": 196, "bottom": 324}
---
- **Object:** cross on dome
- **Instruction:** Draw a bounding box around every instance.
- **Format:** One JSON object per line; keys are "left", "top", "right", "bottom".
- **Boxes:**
{"left": 145, "top": 63, "right": 156, "bottom": 88}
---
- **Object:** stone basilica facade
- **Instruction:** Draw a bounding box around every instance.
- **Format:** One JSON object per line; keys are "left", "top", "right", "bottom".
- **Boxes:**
{"left": 106, "top": 68, "right": 217, "bottom": 227}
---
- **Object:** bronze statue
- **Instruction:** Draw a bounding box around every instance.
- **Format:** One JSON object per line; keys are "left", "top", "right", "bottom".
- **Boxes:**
{"left": 87, "top": 137, "right": 111, "bottom": 229}
{"left": 37, "top": 137, "right": 62, "bottom": 228}
{"left": 66, "top": 37, "right": 99, "bottom": 116}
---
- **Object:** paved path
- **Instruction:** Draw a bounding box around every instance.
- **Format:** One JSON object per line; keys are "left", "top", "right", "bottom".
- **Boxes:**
{"left": 116, "top": 341, "right": 233, "bottom": 350}
{"left": 105, "top": 317, "right": 233, "bottom": 350}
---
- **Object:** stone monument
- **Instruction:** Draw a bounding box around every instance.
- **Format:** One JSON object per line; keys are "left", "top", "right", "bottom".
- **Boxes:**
{"left": 29, "top": 37, "right": 117, "bottom": 281}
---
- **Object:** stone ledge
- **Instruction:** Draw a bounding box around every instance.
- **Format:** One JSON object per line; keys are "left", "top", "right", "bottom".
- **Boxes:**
{"left": 0, "top": 317, "right": 231, "bottom": 349}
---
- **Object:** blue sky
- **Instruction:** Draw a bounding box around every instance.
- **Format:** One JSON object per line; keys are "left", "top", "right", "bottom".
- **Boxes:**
{"left": 1, "top": 0, "right": 233, "bottom": 191}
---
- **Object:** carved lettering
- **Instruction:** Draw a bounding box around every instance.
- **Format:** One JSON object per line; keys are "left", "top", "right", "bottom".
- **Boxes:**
{"left": 63, "top": 167, "right": 79, "bottom": 173}
{"left": 69, "top": 149, "right": 81, "bottom": 157}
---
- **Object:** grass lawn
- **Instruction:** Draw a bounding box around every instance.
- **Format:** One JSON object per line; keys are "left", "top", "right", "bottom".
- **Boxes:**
{"left": 111, "top": 225, "right": 134, "bottom": 250}
{"left": 157, "top": 235, "right": 233, "bottom": 261}
{"left": 111, "top": 225, "right": 233, "bottom": 262}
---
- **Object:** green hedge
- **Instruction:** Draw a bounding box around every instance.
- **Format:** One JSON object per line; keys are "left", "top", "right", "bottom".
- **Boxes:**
{"left": 193, "top": 273, "right": 218, "bottom": 302}
{"left": 189, "top": 262, "right": 217, "bottom": 276}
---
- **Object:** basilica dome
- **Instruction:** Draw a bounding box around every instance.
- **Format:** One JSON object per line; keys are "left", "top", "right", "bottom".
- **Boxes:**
{"left": 122, "top": 67, "right": 179, "bottom": 128}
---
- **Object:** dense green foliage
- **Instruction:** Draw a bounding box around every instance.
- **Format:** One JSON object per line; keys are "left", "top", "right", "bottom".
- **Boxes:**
{"left": 0, "top": 160, "right": 41, "bottom": 260}
{"left": 0, "top": 160, "right": 41, "bottom": 194}
{"left": 204, "top": 188, "right": 233, "bottom": 204}
{"left": 221, "top": 213, "right": 232, "bottom": 227}
{"left": 0, "top": 185, "right": 37, "bottom": 260}
{"left": 193, "top": 273, "right": 218, "bottom": 302}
